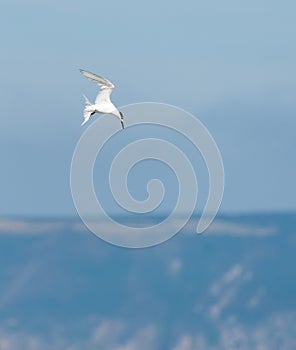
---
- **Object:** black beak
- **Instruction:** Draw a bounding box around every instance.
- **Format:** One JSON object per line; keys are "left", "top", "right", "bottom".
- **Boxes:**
{"left": 119, "top": 111, "right": 125, "bottom": 130}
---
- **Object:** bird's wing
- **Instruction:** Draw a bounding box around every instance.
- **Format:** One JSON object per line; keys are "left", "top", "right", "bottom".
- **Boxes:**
{"left": 94, "top": 88, "right": 114, "bottom": 105}
{"left": 80, "top": 69, "right": 115, "bottom": 89}
{"left": 80, "top": 69, "right": 115, "bottom": 105}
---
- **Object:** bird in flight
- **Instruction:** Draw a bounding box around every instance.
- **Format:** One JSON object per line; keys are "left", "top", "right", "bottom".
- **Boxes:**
{"left": 79, "top": 69, "right": 125, "bottom": 129}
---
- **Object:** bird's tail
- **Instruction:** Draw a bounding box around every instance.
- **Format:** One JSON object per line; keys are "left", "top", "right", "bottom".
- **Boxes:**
{"left": 82, "top": 95, "right": 94, "bottom": 126}
{"left": 83, "top": 94, "right": 92, "bottom": 107}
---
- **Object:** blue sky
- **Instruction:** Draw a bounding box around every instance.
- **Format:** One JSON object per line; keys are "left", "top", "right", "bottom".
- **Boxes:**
{"left": 1, "top": 0, "right": 295, "bottom": 216}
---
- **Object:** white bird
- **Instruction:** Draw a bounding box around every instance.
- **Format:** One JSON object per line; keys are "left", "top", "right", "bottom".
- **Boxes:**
{"left": 80, "top": 69, "right": 125, "bottom": 129}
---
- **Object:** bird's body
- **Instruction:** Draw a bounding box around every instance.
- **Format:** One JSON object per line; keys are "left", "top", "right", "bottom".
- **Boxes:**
{"left": 80, "top": 69, "right": 124, "bottom": 129}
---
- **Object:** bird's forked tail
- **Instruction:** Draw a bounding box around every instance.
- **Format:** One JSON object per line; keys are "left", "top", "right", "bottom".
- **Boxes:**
{"left": 83, "top": 94, "right": 92, "bottom": 107}
{"left": 81, "top": 95, "right": 94, "bottom": 126}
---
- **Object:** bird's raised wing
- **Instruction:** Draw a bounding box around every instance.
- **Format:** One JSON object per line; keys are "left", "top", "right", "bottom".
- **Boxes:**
{"left": 80, "top": 69, "right": 115, "bottom": 105}
{"left": 80, "top": 69, "right": 115, "bottom": 89}
{"left": 95, "top": 87, "right": 114, "bottom": 105}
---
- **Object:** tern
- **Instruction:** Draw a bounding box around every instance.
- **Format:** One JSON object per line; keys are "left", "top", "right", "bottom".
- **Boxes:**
{"left": 79, "top": 69, "right": 125, "bottom": 129}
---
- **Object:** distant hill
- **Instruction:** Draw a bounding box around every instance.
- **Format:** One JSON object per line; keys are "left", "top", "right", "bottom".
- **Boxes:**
{"left": 0, "top": 213, "right": 295, "bottom": 349}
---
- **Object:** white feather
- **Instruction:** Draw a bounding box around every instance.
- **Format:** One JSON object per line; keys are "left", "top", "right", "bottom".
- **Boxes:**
{"left": 80, "top": 69, "right": 124, "bottom": 129}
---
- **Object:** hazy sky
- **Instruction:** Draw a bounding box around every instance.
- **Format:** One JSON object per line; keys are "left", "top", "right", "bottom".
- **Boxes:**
{"left": 1, "top": 0, "right": 295, "bottom": 216}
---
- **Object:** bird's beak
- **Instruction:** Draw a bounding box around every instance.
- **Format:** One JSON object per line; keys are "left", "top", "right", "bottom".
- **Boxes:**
{"left": 119, "top": 111, "right": 125, "bottom": 130}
